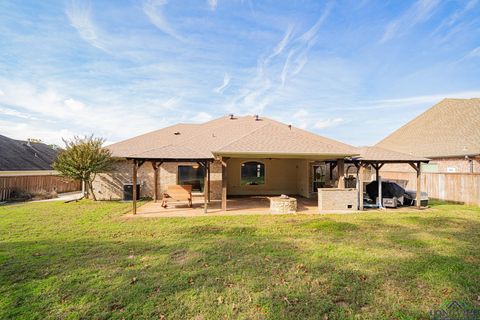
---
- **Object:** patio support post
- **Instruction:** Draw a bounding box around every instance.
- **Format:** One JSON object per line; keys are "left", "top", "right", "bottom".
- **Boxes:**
{"left": 409, "top": 162, "right": 422, "bottom": 209}
{"left": 329, "top": 162, "right": 337, "bottom": 180}
{"left": 358, "top": 164, "right": 365, "bottom": 210}
{"left": 337, "top": 159, "right": 345, "bottom": 188}
{"left": 201, "top": 161, "right": 208, "bottom": 214}
{"left": 378, "top": 174, "right": 382, "bottom": 208}
{"left": 152, "top": 161, "right": 159, "bottom": 202}
{"left": 372, "top": 163, "right": 385, "bottom": 208}
{"left": 207, "top": 162, "right": 211, "bottom": 202}
{"left": 416, "top": 162, "right": 421, "bottom": 209}
{"left": 221, "top": 157, "right": 228, "bottom": 211}
{"left": 132, "top": 160, "right": 138, "bottom": 215}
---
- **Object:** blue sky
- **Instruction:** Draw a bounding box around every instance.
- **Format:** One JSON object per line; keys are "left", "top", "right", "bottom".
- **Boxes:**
{"left": 1, "top": 0, "right": 479, "bottom": 146}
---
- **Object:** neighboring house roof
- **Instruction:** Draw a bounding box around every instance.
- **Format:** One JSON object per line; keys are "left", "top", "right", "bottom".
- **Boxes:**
{"left": 376, "top": 98, "right": 480, "bottom": 158}
{"left": 0, "top": 134, "right": 59, "bottom": 171}
{"left": 108, "top": 115, "right": 359, "bottom": 160}
{"left": 354, "top": 146, "right": 429, "bottom": 163}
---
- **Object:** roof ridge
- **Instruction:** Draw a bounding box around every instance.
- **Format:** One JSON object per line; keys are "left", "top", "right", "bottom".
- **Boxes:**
{"left": 264, "top": 116, "right": 357, "bottom": 150}
{"left": 376, "top": 98, "right": 480, "bottom": 157}
{"left": 376, "top": 98, "right": 445, "bottom": 146}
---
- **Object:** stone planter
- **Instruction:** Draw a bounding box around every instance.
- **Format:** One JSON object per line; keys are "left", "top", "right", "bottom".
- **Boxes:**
{"left": 270, "top": 196, "right": 297, "bottom": 214}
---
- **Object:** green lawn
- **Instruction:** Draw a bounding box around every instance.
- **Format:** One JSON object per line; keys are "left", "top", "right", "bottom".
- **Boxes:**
{"left": 1, "top": 200, "right": 479, "bottom": 319}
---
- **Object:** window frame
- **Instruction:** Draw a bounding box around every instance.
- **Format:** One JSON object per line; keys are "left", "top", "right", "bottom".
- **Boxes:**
{"left": 240, "top": 161, "right": 266, "bottom": 186}
{"left": 177, "top": 164, "right": 206, "bottom": 192}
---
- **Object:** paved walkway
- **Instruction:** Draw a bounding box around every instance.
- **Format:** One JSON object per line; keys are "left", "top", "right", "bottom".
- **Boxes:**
{"left": 34, "top": 191, "right": 83, "bottom": 202}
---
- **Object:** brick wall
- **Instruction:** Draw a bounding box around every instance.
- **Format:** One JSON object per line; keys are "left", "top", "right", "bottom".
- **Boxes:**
{"left": 317, "top": 188, "right": 358, "bottom": 211}
{"left": 92, "top": 159, "right": 223, "bottom": 200}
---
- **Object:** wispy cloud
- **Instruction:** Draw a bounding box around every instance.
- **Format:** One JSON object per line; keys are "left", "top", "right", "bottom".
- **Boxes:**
{"left": 142, "top": 0, "right": 185, "bottom": 41}
{"left": 315, "top": 118, "right": 344, "bottom": 129}
{"left": 0, "top": 79, "right": 167, "bottom": 144}
{"left": 466, "top": 46, "right": 480, "bottom": 58}
{"left": 65, "top": 0, "right": 108, "bottom": 51}
{"left": 228, "top": 2, "right": 333, "bottom": 114}
{"left": 271, "top": 24, "right": 294, "bottom": 58}
{"left": 0, "top": 106, "right": 37, "bottom": 120}
{"left": 193, "top": 111, "right": 213, "bottom": 122}
{"left": 214, "top": 73, "right": 231, "bottom": 94}
{"left": 161, "top": 96, "right": 182, "bottom": 109}
{"left": 358, "top": 91, "right": 480, "bottom": 110}
{"left": 207, "top": 0, "right": 218, "bottom": 11}
{"left": 439, "top": 0, "right": 477, "bottom": 28}
{"left": 3, "top": 0, "right": 480, "bottom": 147}
{"left": 381, "top": 0, "right": 441, "bottom": 43}
{"left": 299, "top": 3, "right": 332, "bottom": 44}
{"left": 292, "top": 108, "right": 310, "bottom": 129}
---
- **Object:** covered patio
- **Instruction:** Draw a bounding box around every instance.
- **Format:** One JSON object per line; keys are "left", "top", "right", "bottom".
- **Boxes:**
{"left": 127, "top": 155, "right": 351, "bottom": 216}
{"left": 348, "top": 146, "right": 430, "bottom": 210}
{"left": 131, "top": 195, "right": 320, "bottom": 217}
{"left": 102, "top": 115, "right": 431, "bottom": 216}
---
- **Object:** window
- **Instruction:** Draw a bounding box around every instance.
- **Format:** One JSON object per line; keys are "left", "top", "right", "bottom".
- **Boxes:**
{"left": 241, "top": 161, "right": 265, "bottom": 186}
{"left": 178, "top": 165, "right": 205, "bottom": 191}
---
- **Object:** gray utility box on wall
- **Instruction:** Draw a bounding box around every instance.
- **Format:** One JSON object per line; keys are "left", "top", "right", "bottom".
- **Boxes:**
{"left": 123, "top": 184, "right": 140, "bottom": 201}
{"left": 318, "top": 188, "right": 358, "bottom": 212}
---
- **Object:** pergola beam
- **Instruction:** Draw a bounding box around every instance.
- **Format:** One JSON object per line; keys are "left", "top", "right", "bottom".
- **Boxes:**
{"left": 337, "top": 159, "right": 345, "bottom": 188}
{"left": 358, "top": 164, "right": 366, "bottom": 210}
{"left": 371, "top": 162, "right": 385, "bottom": 209}
{"left": 220, "top": 157, "right": 229, "bottom": 211}
{"left": 197, "top": 161, "right": 210, "bottom": 214}
{"left": 409, "top": 162, "right": 422, "bottom": 209}
{"left": 132, "top": 160, "right": 138, "bottom": 215}
{"left": 151, "top": 161, "right": 163, "bottom": 202}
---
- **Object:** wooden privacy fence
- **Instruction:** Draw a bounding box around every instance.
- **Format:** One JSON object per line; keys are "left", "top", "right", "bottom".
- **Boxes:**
{"left": 0, "top": 175, "right": 81, "bottom": 201}
{"left": 380, "top": 171, "right": 480, "bottom": 206}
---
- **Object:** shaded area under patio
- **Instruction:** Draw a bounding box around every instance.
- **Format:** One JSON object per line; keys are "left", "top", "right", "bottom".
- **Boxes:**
{"left": 124, "top": 195, "right": 431, "bottom": 218}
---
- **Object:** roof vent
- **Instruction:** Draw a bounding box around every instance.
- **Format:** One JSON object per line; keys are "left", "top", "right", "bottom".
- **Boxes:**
{"left": 174, "top": 131, "right": 181, "bottom": 135}
{"left": 254, "top": 115, "right": 260, "bottom": 121}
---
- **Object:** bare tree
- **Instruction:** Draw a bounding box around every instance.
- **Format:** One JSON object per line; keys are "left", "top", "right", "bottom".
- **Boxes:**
{"left": 53, "top": 135, "right": 112, "bottom": 200}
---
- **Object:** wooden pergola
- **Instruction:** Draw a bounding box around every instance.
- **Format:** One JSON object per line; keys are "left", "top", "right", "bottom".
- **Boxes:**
{"left": 127, "top": 157, "right": 214, "bottom": 215}
{"left": 346, "top": 147, "right": 430, "bottom": 210}
{"left": 352, "top": 160, "right": 424, "bottom": 210}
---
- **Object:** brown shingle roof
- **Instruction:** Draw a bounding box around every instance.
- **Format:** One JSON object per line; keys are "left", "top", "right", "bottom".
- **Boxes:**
{"left": 0, "top": 134, "right": 59, "bottom": 171}
{"left": 376, "top": 98, "right": 480, "bottom": 158}
{"left": 216, "top": 120, "right": 358, "bottom": 156}
{"left": 354, "top": 146, "right": 429, "bottom": 162}
{"left": 107, "top": 115, "right": 359, "bottom": 159}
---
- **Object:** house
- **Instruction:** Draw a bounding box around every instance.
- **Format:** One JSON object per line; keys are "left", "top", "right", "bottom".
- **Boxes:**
{"left": 0, "top": 135, "right": 80, "bottom": 202}
{"left": 376, "top": 98, "right": 480, "bottom": 173}
{"left": 92, "top": 115, "right": 360, "bottom": 208}
{"left": 0, "top": 134, "right": 59, "bottom": 174}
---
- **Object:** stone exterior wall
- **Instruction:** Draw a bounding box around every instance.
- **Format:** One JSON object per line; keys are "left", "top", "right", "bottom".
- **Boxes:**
{"left": 318, "top": 188, "right": 358, "bottom": 211}
{"left": 92, "top": 159, "right": 223, "bottom": 200}
{"left": 92, "top": 157, "right": 362, "bottom": 201}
